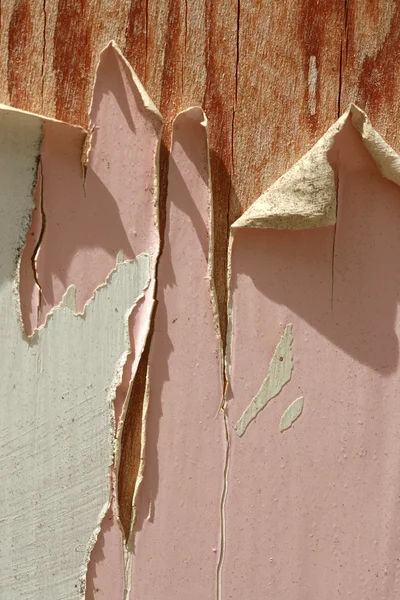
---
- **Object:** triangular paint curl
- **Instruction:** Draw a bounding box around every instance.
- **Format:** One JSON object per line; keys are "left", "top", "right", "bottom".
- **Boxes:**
{"left": 232, "top": 104, "right": 400, "bottom": 230}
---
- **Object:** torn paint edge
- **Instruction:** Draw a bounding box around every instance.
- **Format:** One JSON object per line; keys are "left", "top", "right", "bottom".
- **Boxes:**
{"left": 106, "top": 41, "right": 163, "bottom": 565}
{"left": 71, "top": 253, "right": 150, "bottom": 598}
{"left": 107, "top": 41, "right": 162, "bottom": 120}
{"left": 280, "top": 396, "right": 304, "bottom": 432}
{"left": 75, "top": 255, "right": 150, "bottom": 599}
{"left": 173, "top": 106, "right": 225, "bottom": 387}
{"left": 0, "top": 103, "right": 86, "bottom": 335}
{"left": 125, "top": 361, "right": 152, "bottom": 549}
{"left": 118, "top": 364, "right": 152, "bottom": 600}
{"left": 11, "top": 143, "right": 43, "bottom": 334}
{"left": 193, "top": 105, "right": 227, "bottom": 600}
{"left": 232, "top": 104, "right": 400, "bottom": 230}
{"left": 60, "top": 284, "right": 77, "bottom": 313}
{"left": 16, "top": 250, "right": 151, "bottom": 599}
{"left": 1, "top": 49, "right": 160, "bottom": 597}
{"left": 235, "top": 324, "right": 294, "bottom": 437}
{"left": 0, "top": 103, "right": 86, "bottom": 133}
{"left": 224, "top": 233, "right": 235, "bottom": 393}
{"left": 175, "top": 107, "right": 228, "bottom": 600}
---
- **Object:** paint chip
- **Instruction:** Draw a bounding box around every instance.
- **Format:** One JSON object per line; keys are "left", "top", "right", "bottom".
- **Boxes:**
{"left": 235, "top": 324, "right": 293, "bottom": 437}
{"left": 280, "top": 396, "right": 304, "bottom": 432}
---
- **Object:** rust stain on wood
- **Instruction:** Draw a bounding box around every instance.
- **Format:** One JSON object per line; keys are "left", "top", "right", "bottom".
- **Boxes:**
{"left": 124, "top": 0, "right": 147, "bottom": 84}
{"left": 7, "top": 0, "right": 35, "bottom": 109}
{"left": 53, "top": 0, "right": 97, "bottom": 125}
{"left": 355, "top": 6, "right": 400, "bottom": 119}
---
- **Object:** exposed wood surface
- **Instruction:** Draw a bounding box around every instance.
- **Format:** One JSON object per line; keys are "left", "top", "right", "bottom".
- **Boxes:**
{"left": 3, "top": 0, "right": 400, "bottom": 218}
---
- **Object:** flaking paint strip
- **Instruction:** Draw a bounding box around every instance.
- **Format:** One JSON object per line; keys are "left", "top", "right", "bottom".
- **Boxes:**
{"left": 280, "top": 396, "right": 304, "bottom": 432}
{"left": 109, "top": 38, "right": 163, "bottom": 556}
{"left": 235, "top": 324, "right": 294, "bottom": 437}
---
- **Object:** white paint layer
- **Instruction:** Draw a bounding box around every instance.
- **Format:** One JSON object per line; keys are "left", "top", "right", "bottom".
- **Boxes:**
{"left": 280, "top": 396, "right": 304, "bottom": 432}
{"left": 0, "top": 107, "right": 150, "bottom": 600}
{"left": 235, "top": 324, "right": 293, "bottom": 437}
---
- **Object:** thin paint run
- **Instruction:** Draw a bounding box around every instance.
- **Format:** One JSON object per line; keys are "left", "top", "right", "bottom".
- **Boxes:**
{"left": 280, "top": 396, "right": 304, "bottom": 432}
{"left": 235, "top": 324, "right": 293, "bottom": 437}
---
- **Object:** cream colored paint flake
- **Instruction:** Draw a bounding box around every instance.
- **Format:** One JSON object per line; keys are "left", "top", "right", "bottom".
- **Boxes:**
{"left": 307, "top": 56, "right": 317, "bottom": 116}
{"left": 0, "top": 107, "right": 150, "bottom": 600}
{"left": 280, "top": 397, "right": 304, "bottom": 432}
{"left": 235, "top": 324, "right": 293, "bottom": 437}
{"left": 232, "top": 104, "right": 400, "bottom": 230}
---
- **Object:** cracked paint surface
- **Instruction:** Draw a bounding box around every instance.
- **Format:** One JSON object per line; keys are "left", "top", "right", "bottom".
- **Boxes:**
{"left": 130, "top": 107, "right": 225, "bottom": 600}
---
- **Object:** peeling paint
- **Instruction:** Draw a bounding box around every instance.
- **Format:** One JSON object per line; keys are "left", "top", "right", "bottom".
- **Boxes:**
{"left": 0, "top": 105, "right": 150, "bottom": 598}
{"left": 280, "top": 396, "right": 304, "bottom": 432}
{"left": 0, "top": 41, "right": 162, "bottom": 600}
{"left": 130, "top": 106, "right": 224, "bottom": 600}
{"left": 235, "top": 324, "right": 293, "bottom": 437}
{"left": 232, "top": 104, "right": 400, "bottom": 230}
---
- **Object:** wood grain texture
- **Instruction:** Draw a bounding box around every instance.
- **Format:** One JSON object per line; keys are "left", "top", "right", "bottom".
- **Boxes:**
{"left": 3, "top": 0, "right": 400, "bottom": 234}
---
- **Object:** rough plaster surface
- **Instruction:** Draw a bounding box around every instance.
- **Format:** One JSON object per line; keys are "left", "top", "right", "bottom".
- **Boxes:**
{"left": 130, "top": 107, "right": 225, "bottom": 600}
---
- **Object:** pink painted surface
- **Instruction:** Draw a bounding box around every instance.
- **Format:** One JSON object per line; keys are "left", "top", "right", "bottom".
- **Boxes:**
{"left": 224, "top": 117, "right": 400, "bottom": 598}
{"left": 19, "top": 44, "right": 161, "bottom": 599}
{"left": 131, "top": 108, "right": 225, "bottom": 599}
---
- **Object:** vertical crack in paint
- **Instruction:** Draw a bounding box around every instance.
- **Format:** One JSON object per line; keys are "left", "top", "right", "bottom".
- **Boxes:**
{"left": 31, "top": 161, "right": 46, "bottom": 326}
{"left": 217, "top": 8, "right": 240, "bottom": 594}
{"left": 106, "top": 43, "right": 163, "bottom": 568}
{"left": 216, "top": 405, "right": 230, "bottom": 600}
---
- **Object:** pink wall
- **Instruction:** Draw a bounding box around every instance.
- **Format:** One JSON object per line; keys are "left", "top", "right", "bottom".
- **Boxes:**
{"left": 3, "top": 45, "right": 400, "bottom": 600}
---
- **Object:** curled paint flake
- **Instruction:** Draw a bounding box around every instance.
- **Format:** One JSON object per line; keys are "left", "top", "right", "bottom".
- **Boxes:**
{"left": 232, "top": 104, "right": 400, "bottom": 231}
{"left": 280, "top": 396, "right": 304, "bottom": 432}
{"left": 235, "top": 324, "right": 293, "bottom": 437}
